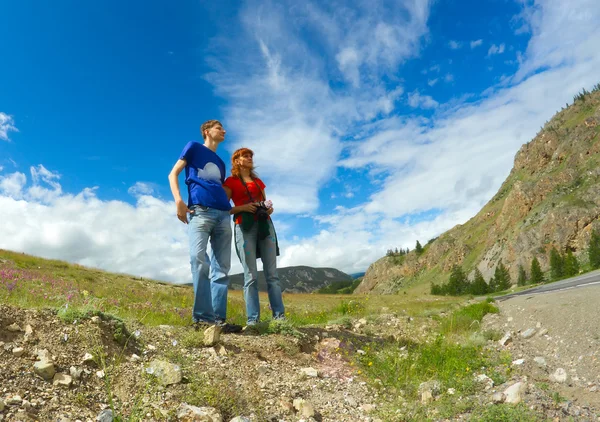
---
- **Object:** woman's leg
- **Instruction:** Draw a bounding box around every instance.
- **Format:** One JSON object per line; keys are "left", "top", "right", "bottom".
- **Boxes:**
{"left": 234, "top": 223, "right": 260, "bottom": 324}
{"left": 259, "top": 221, "right": 285, "bottom": 319}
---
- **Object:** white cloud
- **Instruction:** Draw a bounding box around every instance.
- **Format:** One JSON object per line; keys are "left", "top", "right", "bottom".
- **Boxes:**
{"left": 427, "top": 78, "right": 439, "bottom": 86}
{"left": 470, "top": 39, "right": 483, "bottom": 48}
{"left": 448, "top": 40, "right": 461, "bottom": 49}
{"left": 407, "top": 91, "right": 439, "bottom": 109}
{"left": 0, "top": 112, "right": 18, "bottom": 141}
{"left": 444, "top": 73, "right": 454, "bottom": 83}
{"left": 0, "top": 169, "right": 244, "bottom": 283}
{"left": 487, "top": 43, "right": 506, "bottom": 56}
{"left": 128, "top": 182, "right": 155, "bottom": 197}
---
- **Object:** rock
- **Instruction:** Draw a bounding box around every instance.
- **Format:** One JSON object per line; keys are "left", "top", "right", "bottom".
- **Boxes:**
{"left": 421, "top": 390, "right": 433, "bottom": 404}
{"left": 257, "top": 365, "right": 269, "bottom": 376}
{"left": 177, "top": 403, "right": 222, "bottom": 421}
{"left": 6, "top": 395, "right": 22, "bottom": 405}
{"left": 53, "top": 373, "right": 73, "bottom": 387}
{"left": 146, "top": 360, "right": 182, "bottom": 386}
{"left": 475, "top": 374, "right": 494, "bottom": 389}
{"left": 512, "top": 358, "right": 525, "bottom": 365}
{"left": 521, "top": 328, "right": 536, "bottom": 339}
{"left": 70, "top": 366, "right": 83, "bottom": 380}
{"left": 91, "top": 316, "right": 101, "bottom": 324}
{"left": 550, "top": 368, "right": 568, "bottom": 383}
{"left": 97, "top": 370, "right": 105, "bottom": 379}
{"left": 418, "top": 380, "right": 441, "bottom": 397}
{"left": 97, "top": 408, "right": 114, "bottom": 422}
{"left": 279, "top": 398, "right": 294, "bottom": 414}
{"left": 34, "top": 360, "right": 56, "bottom": 380}
{"left": 534, "top": 356, "right": 547, "bottom": 367}
{"left": 447, "top": 388, "right": 456, "bottom": 395}
{"left": 503, "top": 382, "right": 527, "bottom": 404}
{"left": 36, "top": 348, "right": 53, "bottom": 362}
{"left": 538, "top": 328, "right": 548, "bottom": 336}
{"left": 0, "top": 399, "right": 3, "bottom": 411}
{"left": 361, "top": 403, "right": 375, "bottom": 412}
{"left": 12, "top": 347, "right": 25, "bottom": 357}
{"left": 7, "top": 323, "right": 21, "bottom": 332}
{"left": 82, "top": 353, "right": 95, "bottom": 364}
{"left": 293, "top": 398, "right": 315, "bottom": 418}
{"left": 229, "top": 418, "right": 251, "bottom": 422}
{"left": 24, "top": 324, "right": 33, "bottom": 340}
{"left": 215, "top": 344, "right": 227, "bottom": 356}
{"left": 300, "top": 367, "right": 319, "bottom": 378}
{"left": 492, "top": 392, "right": 505, "bottom": 403}
{"left": 499, "top": 332, "right": 513, "bottom": 346}
{"left": 130, "top": 354, "right": 141, "bottom": 362}
{"left": 204, "top": 325, "right": 221, "bottom": 347}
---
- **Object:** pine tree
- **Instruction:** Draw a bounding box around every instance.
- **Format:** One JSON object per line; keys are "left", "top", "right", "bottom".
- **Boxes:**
{"left": 470, "top": 268, "right": 490, "bottom": 295}
{"left": 530, "top": 257, "right": 544, "bottom": 284}
{"left": 549, "top": 247, "right": 564, "bottom": 280}
{"left": 491, "top": 261, "right": 511, "bottom": 292}
{"left": 446, "top": 265, "right": 469, "bottom": 295}
{"left": 563, "top": 250, "right": 580, "bottom": 277}
{"left": 589, "top": 229, "right": 600, "bottom": 269}
{"left": 517, "top": 264, "right": 528, "bottom": 286}
{"left": 415, "top": 240, "right": 423, "bottom": 255}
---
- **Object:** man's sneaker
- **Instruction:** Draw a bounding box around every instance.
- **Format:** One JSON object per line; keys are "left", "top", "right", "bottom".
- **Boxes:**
{"left": 216, "top": 321, "right": 243, "bottom": 334}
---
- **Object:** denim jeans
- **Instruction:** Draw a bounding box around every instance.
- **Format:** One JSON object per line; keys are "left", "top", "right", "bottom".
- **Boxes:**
{"left": 188, "top": 205, "right": 232, "bottom": 323}
{"left": 234, "top": 220, "right": 285, "bottom": 323}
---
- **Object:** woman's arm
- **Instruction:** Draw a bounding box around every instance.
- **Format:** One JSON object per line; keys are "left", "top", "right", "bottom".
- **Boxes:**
{"left": 223, "top": 184, "right": 258, "bottom": 214}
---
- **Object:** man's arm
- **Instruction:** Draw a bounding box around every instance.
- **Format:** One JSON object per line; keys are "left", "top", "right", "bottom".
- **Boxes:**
{"left": 168, "top": 159, "right": 191, "bottom": 224}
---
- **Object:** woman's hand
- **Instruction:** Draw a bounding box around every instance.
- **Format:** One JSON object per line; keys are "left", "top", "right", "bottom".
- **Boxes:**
{"left": 267, "top": 207, "right": 274, "bottom": 215}
{"left": 240, "top": 203, "right": 258, "bottom": 213}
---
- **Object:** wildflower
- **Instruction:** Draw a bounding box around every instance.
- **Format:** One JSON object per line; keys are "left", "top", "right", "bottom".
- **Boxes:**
{"left": 368, "top": 362, "right": 373, "bottom": 366}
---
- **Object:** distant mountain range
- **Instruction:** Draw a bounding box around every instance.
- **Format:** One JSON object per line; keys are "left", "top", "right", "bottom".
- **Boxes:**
{"left": 229, "top": 265, "right": 352, "bottom": 293}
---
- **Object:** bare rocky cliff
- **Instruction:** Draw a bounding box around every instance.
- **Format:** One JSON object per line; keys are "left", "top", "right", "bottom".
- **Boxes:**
{"left": 358, "top": 89, "right": 600, "bottom": 294}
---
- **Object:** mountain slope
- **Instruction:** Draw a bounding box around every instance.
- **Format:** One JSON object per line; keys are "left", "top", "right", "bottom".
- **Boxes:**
{"left": 229, "top": 265, "right": 352, "bottom": 293}
{"left": 358, "top": 88, "right": 600, "bottom": 294}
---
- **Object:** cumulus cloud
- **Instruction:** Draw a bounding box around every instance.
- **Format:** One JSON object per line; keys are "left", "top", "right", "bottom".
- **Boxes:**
{"left": 0, "top": 112, "right": 18, "bottom": 141}
{"left": 470, "top": 39, "right": 483, "bottom": 48}
{"left": 487, "top": 43, "right": 506, "bottom": 56}
{"left": 407, "top": 91, "right": 439, "bottom": 109}
{"left": 448, "top": 40, "right": 461, "bottom": 49}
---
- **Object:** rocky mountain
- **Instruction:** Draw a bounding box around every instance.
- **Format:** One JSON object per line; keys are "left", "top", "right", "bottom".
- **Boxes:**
{"left": 230, "top": 265, "right": 352, "bottom": 293}
{"left": 357, "top": 87, "right": 600, "bottom": 294}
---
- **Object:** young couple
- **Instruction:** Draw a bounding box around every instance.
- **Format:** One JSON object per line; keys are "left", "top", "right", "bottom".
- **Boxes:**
{"left": 168, "top": 120, "right": 285, "bottom": 333}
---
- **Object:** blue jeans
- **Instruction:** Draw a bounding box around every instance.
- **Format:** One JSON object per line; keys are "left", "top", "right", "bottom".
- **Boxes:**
{"left": 234, "top": 220, "right": 285, "bottom": 324}
{"left": 188, "top": 205, "right": 232, "bottom": 323}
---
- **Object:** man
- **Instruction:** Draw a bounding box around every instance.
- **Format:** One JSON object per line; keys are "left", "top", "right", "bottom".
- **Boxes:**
{"left": 168, "top": 120, "right": 241, "bottom": 332}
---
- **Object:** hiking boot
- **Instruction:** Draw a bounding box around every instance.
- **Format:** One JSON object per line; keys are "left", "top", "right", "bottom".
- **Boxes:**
{"left": 192, "top": 320, "right": 214, "bottom": 331}
{"left": 216, "top": 321, "right": 243, "bottom": 334}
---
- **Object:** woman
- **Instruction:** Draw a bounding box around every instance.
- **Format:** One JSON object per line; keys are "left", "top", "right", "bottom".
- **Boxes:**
{"left": 223, "top": 147, "right": 285, "bottom": 326}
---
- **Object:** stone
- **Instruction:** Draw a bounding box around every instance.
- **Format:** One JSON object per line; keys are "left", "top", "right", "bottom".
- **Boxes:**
{"left": 361, "top": 403, "right": 375, "bottom": 412}
{"left": 521, "top": 328, "right": 536, "bottom": 339}
{"left": 503, "top": 382, "right": 526, "bottom": 404}
{"left": 34, "top": 360, "right": 56, "bottom": 380}
{"left": 82, "top": 353, "right": 95, "bottom": 364}
{"left": 91, "top": 316, "right": 101, "bottom": 324}
{"left": 177, "top": 404, "right": 222, "bottom": 422}
{"left": 0, "top": 400, "right": 3, "bottom": 411}
{"left": 279, "top": 398, "right": 294, "bottom": 414}
{"left": 534, "top": 356, "right": 547, "bottom": 367}
{"left": 6, "top": 395, "right": 22, "bottom": 405}
{"left": 70, "top": 366, "right": 83, "bottom": 380}
{"left": 550, "top": 368, "right": 568, "bottom": 383}
{"left": 300, "top": 367, "right": 319, "bottom": 378}
{"left": 257, "top": 365, "right": 269, "bottom": 376}
{"left": 97, "top": 409, "right": 114, "bottom": 422}
{"left": 538, "top": 328, "right": 548, "bottom": 336}
{"left": 293, "top": 398, "right": 315, "bottom": 418}
{"left": 229, "top": 418, "right": 251, "bottom": 422}
{"left": 24, "top": 324, "right": 33, "bottom": 340}
{"left": 7, "top": 323, "right": 21, "bottom": 332}
{"left": 492, "top": 392, "right": 505, "bottom": 403}
{"left": 418, "top": 380, "right": 441, "bottom": 396}
{"left": 12, "top": 347, "right": 25, "bottom": 357}
{"left": 146, "top": 360, "right": 182, "bottom": 386}
{"left": 421, "top": 390, "right": 433, "bottom": 404}
{"left": 130, "top": 354, "right": 141, "bottom": 362}
{"left": 512, "top": 358, "right": 525, "bottom": 365}
{"left": 204, "top": 325, "right": 221, "bottom": 347}
{"left": 499, "top": 332, "right": 513, "bottom": 346}
{"left": 475, "top": 374, "right": 494, "bottom": 389}
{"left": 53, "top": 373, "right": 73, "bottom": 387}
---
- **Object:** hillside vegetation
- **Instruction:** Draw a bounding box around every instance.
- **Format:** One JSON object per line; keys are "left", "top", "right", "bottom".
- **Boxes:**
{"left": 358, "top": 86, "right": 600, "bottom": 294}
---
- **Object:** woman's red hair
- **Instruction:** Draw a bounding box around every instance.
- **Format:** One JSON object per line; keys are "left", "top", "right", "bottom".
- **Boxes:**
{"left": 231, "top": 147, "right": 259, "bottom": 179}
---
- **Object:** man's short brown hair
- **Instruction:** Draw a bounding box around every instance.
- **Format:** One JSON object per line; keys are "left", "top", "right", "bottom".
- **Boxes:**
{"left": 200, "top": 120, "right": 222, "bottom": 140}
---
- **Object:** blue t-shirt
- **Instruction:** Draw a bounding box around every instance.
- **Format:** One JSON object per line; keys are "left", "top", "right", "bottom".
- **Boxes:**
{"left": 179, "top": 141, "right": 232, "bottom": 211}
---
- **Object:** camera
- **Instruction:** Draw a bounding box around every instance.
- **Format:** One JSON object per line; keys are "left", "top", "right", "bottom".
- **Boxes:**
{"left": 255, "top": 200, "right": 272, "bottom": 221}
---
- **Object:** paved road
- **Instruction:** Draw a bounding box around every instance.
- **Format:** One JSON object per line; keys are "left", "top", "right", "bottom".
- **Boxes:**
{"left": 495, "top": 269, "right": 600, "bottom": 301}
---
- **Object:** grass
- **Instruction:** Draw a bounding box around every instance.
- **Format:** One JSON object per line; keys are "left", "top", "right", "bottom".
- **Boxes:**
{"left": 470, "top": 403, "right": 542, "bottom": 421}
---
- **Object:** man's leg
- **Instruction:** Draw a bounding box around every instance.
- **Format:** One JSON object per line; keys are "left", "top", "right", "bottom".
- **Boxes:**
{"left": 209, "top": 209, "right": 232, "bottom": 322}
{"left": 234, "top": 223, "right": 261, "bottom": 323}
{"left": 259, "top": 221, "right": 285, "bottom": 319}
{"left": 189, "top": 207, "right": 216, "bottom": 323}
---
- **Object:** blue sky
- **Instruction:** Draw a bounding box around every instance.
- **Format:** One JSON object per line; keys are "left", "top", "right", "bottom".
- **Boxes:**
{"left": 1, "top": 0, "right": 599, "bottom": 282}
